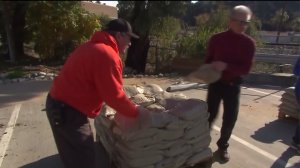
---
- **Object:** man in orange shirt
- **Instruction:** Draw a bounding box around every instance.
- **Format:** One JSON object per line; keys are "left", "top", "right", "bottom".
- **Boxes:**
{"left": 46, "top": 18, "right": 148, "bottom": 168}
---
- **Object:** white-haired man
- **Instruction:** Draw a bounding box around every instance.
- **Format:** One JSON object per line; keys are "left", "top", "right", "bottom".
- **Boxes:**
{"left": 204, "top": 5, "right": 256, "bottom": 162}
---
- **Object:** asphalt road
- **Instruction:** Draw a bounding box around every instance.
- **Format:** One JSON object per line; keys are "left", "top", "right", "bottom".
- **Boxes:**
{"left": 0, "top": 79, "right": 299, "bottom": 168}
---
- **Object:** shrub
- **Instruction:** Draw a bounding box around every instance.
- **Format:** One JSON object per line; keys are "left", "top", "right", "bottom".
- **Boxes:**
{"left": 26, "top": 2, "right": 101, "bottom": 61}
{"left": 176, "top": 5, "right": 263, "bottom": 60}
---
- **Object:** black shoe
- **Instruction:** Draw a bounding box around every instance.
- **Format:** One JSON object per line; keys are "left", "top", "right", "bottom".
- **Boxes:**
{"left": 217, "top": 148, "right": 230, "bottom": 162}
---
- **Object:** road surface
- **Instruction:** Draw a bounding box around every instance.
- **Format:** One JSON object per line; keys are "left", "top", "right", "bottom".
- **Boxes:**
{"left": 0, "top": 78, "right": 299, "bottom": 168}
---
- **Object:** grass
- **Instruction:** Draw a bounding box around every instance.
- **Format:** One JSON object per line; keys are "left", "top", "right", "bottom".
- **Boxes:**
{"left": 5, "top": 68, "right": 26, "bottom": 79}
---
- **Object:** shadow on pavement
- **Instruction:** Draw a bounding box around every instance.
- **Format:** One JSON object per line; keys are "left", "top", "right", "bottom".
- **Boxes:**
{"left": 0, "top": 80, "right": 52, "bottom": 108}
{"left": 270, "top": 147, "right": 300, "bottom": 168}
{"left": 19, "top": 154, "right": 63, "bottom": 168}
{"left": 251, "top": 118, "right": 298, "bottom": 145}
{"left": 19, "top": 141, "right": 114, "bottom": 168}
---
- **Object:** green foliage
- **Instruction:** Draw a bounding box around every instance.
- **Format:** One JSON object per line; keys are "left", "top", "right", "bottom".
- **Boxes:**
{"left": 246, "top": 16, "right": 263, "bottom": 47}
{"left": 117, "top": 1, "right": 135, "bottom": 21}
{"left": 270, "top": 8, "right": 289, "bottom": 27}
{"left": 118, "top": 1, "right": 190, "bottom": 73}
{"left": 290, "top": 16, "right": 300, "bottom": 31}
{"left": 6, "top": 68, "right": 25, "bottom": 79}
{"left": 148, "top": 16, "right": 181, "bottom": 71}
{"left": 176, "top": 4, "right": 263, "bottom": 60}
{"left": 176, "top": 6, "right": 229, "bottom": 59}
{"left": 98, "top": 14, "right": 112, "bottom": 28}
{"left": 150, "top": 16, "right": 181, "bottom": 46}
{"left": 26, "top": 1, "right": 101, "bottom": 61}
{"left": 175, "top": 33, "right": 199, "bottom": 59}
{"left": 118, "top": 1, "right": 189, "bottom": 38}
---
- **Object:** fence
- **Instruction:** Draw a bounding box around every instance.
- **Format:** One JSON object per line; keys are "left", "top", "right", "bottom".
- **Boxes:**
{"left": 255, "top": 43, "right": 300, "bottom": 65}
{"left": 146, "top": 42, "right": 300, "bottom": 73}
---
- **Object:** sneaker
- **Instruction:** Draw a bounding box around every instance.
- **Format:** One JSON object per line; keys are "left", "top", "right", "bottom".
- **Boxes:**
{"left": 217, "top": 148, "right": 230, "bottom": 162}
{"left": 290, "top": 142, "right": 300, "bottom": 154}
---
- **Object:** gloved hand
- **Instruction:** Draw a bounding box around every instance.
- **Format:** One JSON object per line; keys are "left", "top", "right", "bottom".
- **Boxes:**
{"left": 136, "top": 105, "right": 152, "bottom": 129}
{"left": 114, "top": 105, "right": 154, "bottom": 133}
{"left": 114, "top": 106, "right": 172, "bottom": 133}
{"left": 114, "top": 110, "right": 140, "bottom": 133}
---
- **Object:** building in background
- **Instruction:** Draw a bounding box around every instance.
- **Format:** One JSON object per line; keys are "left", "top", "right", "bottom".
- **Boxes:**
{"left": 81, "top": 1, "right": 117, "bottom": 19}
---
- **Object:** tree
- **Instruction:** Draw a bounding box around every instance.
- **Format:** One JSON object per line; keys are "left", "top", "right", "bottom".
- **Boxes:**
{"left": 176, "top": 3, "right": 263, "bottom": 61}
{"left": 149, "top": 16, "right": 181, "bottom": 72}
{"left": 0, "top": 1, "right": 29, "bottom": 62}
{"left": 26, "top": 1, "right": 100, "bottom": 61}
{"left": 1, "top": 1, "right": 16, "bottom": 62}
{"left": 271, "top": 8, "right": 289, "bottom": 43}
{"left": 118, "top": 1, "right": 190, "bottom": 73}
{"left": 290, "top": 16, "right": 300, "bottom": 32}
{"left": 182, "top": 1, "right": 219, "bottom": 26}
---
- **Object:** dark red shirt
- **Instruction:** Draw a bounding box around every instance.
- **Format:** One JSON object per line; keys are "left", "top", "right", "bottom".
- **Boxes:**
{"left": 204, "top": 29, "right": 256, "bottom": 83}
{"left": 50, "top": 31, "right": 138, "bottom": 118}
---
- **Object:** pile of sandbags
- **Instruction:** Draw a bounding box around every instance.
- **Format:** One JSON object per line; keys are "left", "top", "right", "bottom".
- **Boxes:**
{"left": 94, "top": 84, "right": 212, "bottom": 168}
{"left": 279, "top": 87, "right": 300, "bottom": 120}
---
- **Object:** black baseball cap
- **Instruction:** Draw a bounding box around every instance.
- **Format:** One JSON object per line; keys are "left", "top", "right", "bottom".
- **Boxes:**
{"left": 104, "top": 18, "right": 139, "bottom": 39}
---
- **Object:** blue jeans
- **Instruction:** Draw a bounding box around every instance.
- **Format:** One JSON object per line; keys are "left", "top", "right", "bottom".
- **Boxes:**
{"left": 293, "top": 97, "right": 300, "bottom": 145}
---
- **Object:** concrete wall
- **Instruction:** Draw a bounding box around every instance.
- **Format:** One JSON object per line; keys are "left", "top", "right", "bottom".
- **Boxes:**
{"left": 81, "top": 1, "right": 117, "bottom": 19}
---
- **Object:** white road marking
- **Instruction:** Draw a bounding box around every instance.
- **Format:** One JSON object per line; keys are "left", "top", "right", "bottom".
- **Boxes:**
{"left": 213, "top": 125, "right": 293, "bottom": 167}
{"left": 242, "top": 87, "right": 281, "bottom": 98}
{"left": 0, "top": 104, "right": 21, "bottom": 167}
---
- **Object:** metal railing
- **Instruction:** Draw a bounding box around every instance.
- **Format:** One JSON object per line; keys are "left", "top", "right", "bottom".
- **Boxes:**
{"left": 255, "top": 43, "right": 300, "bottom": 65}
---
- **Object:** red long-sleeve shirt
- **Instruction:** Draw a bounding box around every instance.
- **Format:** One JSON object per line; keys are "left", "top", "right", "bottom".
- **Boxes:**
{"left": 50, "top": 31, "right": 138, "bottom": 118}
{"left": 205, "top": 29, "right": 256, "bottom": 83}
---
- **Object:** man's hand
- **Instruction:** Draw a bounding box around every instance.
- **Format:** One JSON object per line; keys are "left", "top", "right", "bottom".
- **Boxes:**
{"left": 114, "top": 111, "right": 139, "bottom": 133}
{"left": 115, "top": 105, "right": 172, "bottom": 133}
{"left": 138, "top": 106, "right": 171, "bottom": 128}
{"left": 211, "top": 61, "right": 227, "bottom": 72}
{"left": 114, "top": 105, "right": 153, "bottom": 133}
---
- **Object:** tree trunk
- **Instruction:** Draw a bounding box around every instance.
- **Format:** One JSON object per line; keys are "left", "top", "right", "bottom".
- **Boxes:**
{"left": 2, "top": 1, "right": 16, "bottom": 63}
{"left": 275, "top": 7, "right": 286, "bottom": 43}
{"left": 125, "top": 36, "right": 150, "bottom": 73}
{"left": 275, "top": 9, "right": 284, "bottom": 43}
{"left": 125, "top": 1, "right": 150, "bottom": 74}
{"left": 12, "top": 2, "right": 28, "bottom": 59}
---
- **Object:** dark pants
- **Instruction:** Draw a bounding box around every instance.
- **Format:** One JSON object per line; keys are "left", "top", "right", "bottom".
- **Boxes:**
{"left": 293, "top": 96, "right": 300, "bottom": 145}
{"left": 207, "top": 80, "right": 241, "bottom": 150}
{"left": 46, "top": 94, "right": 96, "bottom": 168}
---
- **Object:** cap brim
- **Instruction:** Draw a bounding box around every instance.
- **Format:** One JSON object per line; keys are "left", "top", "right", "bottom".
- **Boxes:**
{"left": 129, "top": 32, "right": 139, "bottom": 39}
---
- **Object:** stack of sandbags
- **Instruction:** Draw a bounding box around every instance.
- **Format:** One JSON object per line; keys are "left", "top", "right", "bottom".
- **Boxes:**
{"left": 279, "top": 87, "right": 300, "bottom": 120}
{"left": 94, "top": 84, "right": 212, "bottom": 168}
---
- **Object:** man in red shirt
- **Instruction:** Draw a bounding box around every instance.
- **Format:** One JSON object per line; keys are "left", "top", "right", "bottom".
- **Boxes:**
{"left": 45, "top": 18, "right": 148, "bottom": 168}
{"left": 204, "top": 5, "right": 256, "bottom": 162}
